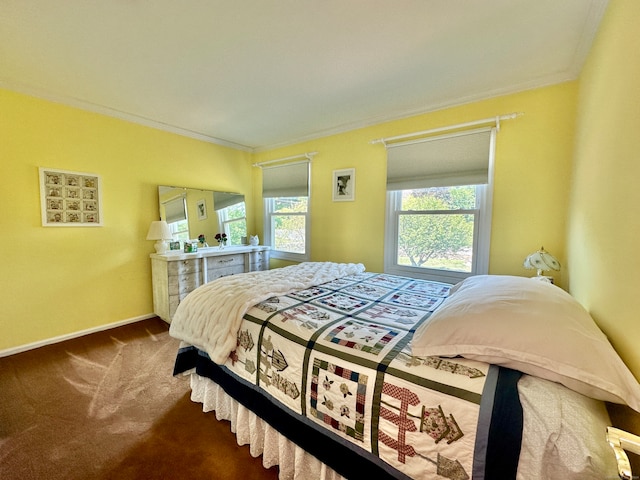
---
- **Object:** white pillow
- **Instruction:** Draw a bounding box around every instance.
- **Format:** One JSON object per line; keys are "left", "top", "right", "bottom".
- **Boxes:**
{"left": 411, "top": 275, "right": 640, "bottom": 411}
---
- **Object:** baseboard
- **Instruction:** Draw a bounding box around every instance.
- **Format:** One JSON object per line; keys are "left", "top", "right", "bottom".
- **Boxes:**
{"left": 0, "top": 313, "right": 158, "bottom": 358}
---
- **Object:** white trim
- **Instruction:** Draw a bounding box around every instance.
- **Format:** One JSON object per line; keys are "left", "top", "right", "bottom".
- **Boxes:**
{"left": 0, "top": 313, "right": 157, "bottom": 358}
{"left": 0, "top": 81, "right": 253, "bottom": 152}
{"left": 252, "top": 76, "right": 572, "bottom": 153}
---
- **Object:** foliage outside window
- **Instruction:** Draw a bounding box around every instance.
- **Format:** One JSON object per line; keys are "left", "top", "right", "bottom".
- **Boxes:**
{"left": 169, "top": 218, "right": 189, "bottom": 243}
{"left": 386, "top": 185, "right": 488, "bottom": 283}
{"left": 265, "top": 196, "right": 309, "bottom": 261}
{"left": 218, "top": 202, "right": 247, "bottom": 245}
{"left": 398, "top": 186, "right": 476, "bottom": 271}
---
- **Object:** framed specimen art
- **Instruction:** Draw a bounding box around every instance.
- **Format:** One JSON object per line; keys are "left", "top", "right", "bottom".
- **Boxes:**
{"left": 196, "top": 198, "right": 207, "bottom": 220}
{"left": 39, "top": 167, "right": 103, "bottom": 226}
{"left": 332, "top": 168, "right": 355, "bottom": 202}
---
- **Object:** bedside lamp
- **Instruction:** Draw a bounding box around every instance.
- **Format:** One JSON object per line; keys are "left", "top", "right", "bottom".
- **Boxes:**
{"left": 146, "top": 220, "right": 173, "bottom": 254}
{"left": 523, "top": 246, "right": 560, "bottom": 281}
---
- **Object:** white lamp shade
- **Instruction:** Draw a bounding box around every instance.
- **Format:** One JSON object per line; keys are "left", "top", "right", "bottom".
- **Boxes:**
{"left": 523, "top": 246, "right": 561, "bottom": 275}
{"left": 146, "top": 221, "right": 173, "bottom": 254}
{"left": 146, "top": 221, "right": 173, "bottom": 240}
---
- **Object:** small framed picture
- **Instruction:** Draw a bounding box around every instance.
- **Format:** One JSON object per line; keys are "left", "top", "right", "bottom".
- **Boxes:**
{"left": 196, "top": 199, "right": 207, "bottom": 220}
{"left": 332, "top": 168, "right": 355, "bottom": 202}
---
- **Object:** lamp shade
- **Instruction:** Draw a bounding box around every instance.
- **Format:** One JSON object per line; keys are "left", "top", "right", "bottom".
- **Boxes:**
{"left": 146, "top": 221, "right": 173, "bottom": 254}
{"left": 523, "top": 246, "right": 561, "bottom": 276}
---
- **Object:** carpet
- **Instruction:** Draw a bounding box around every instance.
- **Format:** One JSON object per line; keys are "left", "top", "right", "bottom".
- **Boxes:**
{"left": 0, "top": 318, "right": 279, "bottom": 480}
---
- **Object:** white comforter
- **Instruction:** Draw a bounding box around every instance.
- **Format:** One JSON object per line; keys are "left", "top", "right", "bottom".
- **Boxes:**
{"left": 169, "top": 262, "right": 365, "bottom": 363}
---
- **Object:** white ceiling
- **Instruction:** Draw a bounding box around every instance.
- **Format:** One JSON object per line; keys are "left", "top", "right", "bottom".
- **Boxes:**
{"left": 0, "top": 0, "right": 608, "bottom": 152}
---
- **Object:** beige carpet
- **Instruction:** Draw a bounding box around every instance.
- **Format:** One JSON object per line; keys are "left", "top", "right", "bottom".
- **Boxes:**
{"left": 0, "top": 318, "right": 279, "bottom": 480}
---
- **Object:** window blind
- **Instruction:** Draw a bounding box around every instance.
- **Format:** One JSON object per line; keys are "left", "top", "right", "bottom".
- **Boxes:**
{"left": 213, "top": 192, "right": 244, "bottom": 211}
{"left": 386, "top": 127, "right": 493, "bottom": 190}
{"left": 163, "top": 196, "right": 187, "bottom": 223}
{"left": 262, "top": 161, "right": 309, "bottom": 198}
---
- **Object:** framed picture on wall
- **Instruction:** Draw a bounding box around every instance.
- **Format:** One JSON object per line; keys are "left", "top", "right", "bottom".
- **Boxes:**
{"left": 39, "top": 167, "right": 103, "bottom": 226}
{"left": 332, "top": 168, "right": 355, "bottom": 202}
{"left": 196, "top": 198, "right": 207, "bottom": 220}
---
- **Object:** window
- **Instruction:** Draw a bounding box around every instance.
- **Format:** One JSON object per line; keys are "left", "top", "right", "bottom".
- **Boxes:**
{"left": 218, "top": 202, "right": 247, "bottom": 246}
{"left": 384, "top": 126, "right": 495, "bottom": 283}
{"left": 265, "top": 196, "right": 308, "bottom": 258}
{"left": 162, "top": 195, "right": 189, "bottom": 242}
{"left": 385, "top": 185, "right": 490, "bottom": 283}
{"left": 168, "top": 218, "right": 189, "bottom": 243}
{"left": 262, "top": 161, "right": 310, "bottom": 261}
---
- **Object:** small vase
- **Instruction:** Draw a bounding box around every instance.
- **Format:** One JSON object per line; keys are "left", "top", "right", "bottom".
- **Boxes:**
{"left": 219, "top": 242, "right": 226, "bottom": 250}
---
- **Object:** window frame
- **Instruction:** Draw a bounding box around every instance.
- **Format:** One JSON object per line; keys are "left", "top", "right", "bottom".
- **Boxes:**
{"left": 263, "top": 196, "right": 310, "bottom": 262}
{"left": 384, "top": 185, "right": 490, "bottom": 283}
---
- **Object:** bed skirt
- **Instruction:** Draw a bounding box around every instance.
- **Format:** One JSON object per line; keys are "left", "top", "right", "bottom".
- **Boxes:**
{"left": 189, "top": 372, "right": 347, "bottom": 480}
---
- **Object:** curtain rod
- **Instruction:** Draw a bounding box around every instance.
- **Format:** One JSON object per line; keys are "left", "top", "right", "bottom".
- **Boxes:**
{"left": 253, "top": 151, "right": 318, "bottom": 168}
{"left": 370, "top": 112, "right": 522, "bottom": 146}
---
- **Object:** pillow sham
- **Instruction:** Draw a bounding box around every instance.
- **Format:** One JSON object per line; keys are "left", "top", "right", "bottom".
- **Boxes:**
{"left": 410, "top": 275, "right": 640, "bottom": 411}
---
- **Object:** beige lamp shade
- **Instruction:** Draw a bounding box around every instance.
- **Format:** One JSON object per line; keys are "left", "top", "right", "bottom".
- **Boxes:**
{"left": 523, "top": 246, "right": 561, "bottom": 276}
{"left": 146, "top": 220, "right": 173, "bottom": 254}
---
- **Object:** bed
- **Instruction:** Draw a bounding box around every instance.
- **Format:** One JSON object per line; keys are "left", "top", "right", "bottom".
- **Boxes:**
{"left": 169, "top": 262, "right": 640, "bottom": 479}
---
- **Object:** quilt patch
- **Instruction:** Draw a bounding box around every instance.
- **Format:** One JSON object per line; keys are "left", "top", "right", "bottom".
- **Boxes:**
{"left": 278, "top": 304, "right": 338, "bottom": 330}
{"left": 399, "top": 353, "right": 486, "bottom": 379}
{"left": 404, "top": 280, "right": 451, "bottom": 297}
{"left": 363, "top": 274, "right": 412, "bottom": 289}
{"left": 314, "top": 292, "right": 371, "bottom": 313}
{"left": 340, "top": 283, "right": 393, "bottom": 300}
{"left": 288, "top": 286, "right": 333, "bottom": 301}
{"left": 356, "top": 303, "right": 430, "bottom": 329}
{"left": 259, "top": 335, "right": 300, "bottom": 400}
{"left": 228, "top": 323, "right": 263, "bottom": 382}
{"left": 324, "top": 319, "right": 400, "bottom": 355}
{"left": 310, "top": 357, "right": 368, "bottom": 443}
{"left": 387, "top": 291, "right": 444, "bottom": 311}
{"left": 379, "top": 381, "right": 470, "bottom": 479}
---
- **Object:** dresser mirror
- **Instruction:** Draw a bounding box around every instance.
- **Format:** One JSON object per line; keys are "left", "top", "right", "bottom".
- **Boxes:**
{"left": 158, "top": 186, "right": 247, "bottom": 246}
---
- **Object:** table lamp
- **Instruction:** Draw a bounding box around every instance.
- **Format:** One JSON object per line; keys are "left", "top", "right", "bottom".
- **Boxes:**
{"left": 146, "top": 220, "right": 173, "bottom": 254}
{"left": 523, "top": 246, "right": 560, "bottom": 282}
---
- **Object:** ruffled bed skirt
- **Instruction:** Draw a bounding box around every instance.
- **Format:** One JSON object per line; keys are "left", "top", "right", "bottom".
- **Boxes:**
{"left": 189, "top": 373, "right": 346, "bottom": 480}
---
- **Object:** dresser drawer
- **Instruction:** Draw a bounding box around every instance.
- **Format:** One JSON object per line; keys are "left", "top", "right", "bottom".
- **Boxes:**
{"left": 249, "top": 250, "right": 269, "bottom": 271}
{"left": 168, "top": 273, "right": 202, "bottom": 294}
{"left": 250, "top": 258, "right": 267, "bottom": 271}
{"left": 167, "top": 259, "right": 201, "bottom": 275}
{"left": 249, "top": 251, "right": 267, "bottom": 261}
{"left": 207, "top": 254, "right": 244, "bottom": 270}
{"left": 168, "top": 292, "right": 191, "bottom": 318}
{"left": 207, "top": 264, "right": 245, "bottom": 281}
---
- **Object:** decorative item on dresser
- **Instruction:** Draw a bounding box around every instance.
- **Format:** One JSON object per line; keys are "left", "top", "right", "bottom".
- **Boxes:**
{"left": 150, "top": 245, "right": 270, "bottom": 323}
{"left": 146, "top": 220, "right": 173, "bottom": 254}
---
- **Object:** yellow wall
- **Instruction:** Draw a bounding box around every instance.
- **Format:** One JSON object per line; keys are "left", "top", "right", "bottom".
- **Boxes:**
{"left": 2, "top": 83, "right": 579, "bottom": 354}
{"left": 0, "top": 88, "right": 254, "bottom": 351}
{"left": 568, "top": 0, "right": 640, "bottom": 376}
{"left": 4, "top": 1, "right": 638, "bottom": 387}
{"left": 255, "top": 82, "right": 578, "bottom": 286}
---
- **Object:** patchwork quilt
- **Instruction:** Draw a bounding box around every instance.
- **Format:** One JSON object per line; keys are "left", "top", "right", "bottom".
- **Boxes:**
{"left": 173, "top": 271, "right": 522, "bottom": 480}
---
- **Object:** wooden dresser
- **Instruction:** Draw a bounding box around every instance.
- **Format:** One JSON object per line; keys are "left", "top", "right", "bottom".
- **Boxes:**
{"left": 150, "top": 245, "right": 270, "bottom": 323}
